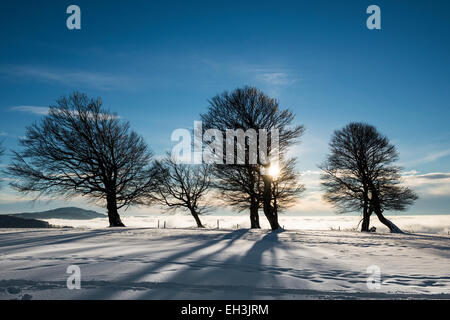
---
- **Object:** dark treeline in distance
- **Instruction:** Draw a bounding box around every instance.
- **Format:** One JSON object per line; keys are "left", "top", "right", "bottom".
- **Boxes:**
{"left": 4, "top": 89, "right": 417, "bottom": 232}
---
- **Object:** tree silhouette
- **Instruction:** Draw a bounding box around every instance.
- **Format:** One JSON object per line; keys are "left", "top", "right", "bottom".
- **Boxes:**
{"left": 269, "top": 157, "right": 305, "bottom": 216}
{"left": 152, "top": 155, "right": 211, "bottom": 228}
{"left": 8, "top": 92, "right": 157, "bottom": 227}
{"left": 201, "top": 86, "right": 304, "bottom": 230}
{"left": 320, "top": 122, "right": 417, "bottom": 233}
{"left": 209, "top": 164, "right": 262, "bottom": 228}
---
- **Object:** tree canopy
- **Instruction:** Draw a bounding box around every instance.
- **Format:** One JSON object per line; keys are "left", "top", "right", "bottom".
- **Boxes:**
{"left": 8, "top": 92, "right": 157, "bottom": 226}
{"left": 320, "top": 122, "right": 417, "bottom": 232}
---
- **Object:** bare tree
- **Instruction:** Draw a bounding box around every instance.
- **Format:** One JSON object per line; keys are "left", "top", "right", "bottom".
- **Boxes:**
{"left": 270, "top": 157, "right": 305, "bottom": 216}
{"left": 320, "top": 122, "right": 417, "bottom": 233}
{"left": 201, "top": 86, "right": 304, "bottom": 230}
{"left": 210, "top": 164, "right": 262, "bottom": 228}
{"left": 152, "top": 155, "right": 211, "bottom": 228}
{"left": 7, "top": 92, "right": 157, "bottom": 227}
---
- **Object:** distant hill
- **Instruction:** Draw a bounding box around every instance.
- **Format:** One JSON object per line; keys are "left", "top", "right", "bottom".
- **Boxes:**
{"left": 0, "top": 215, "right": 53, "bottom": 228}
{"left": 12, "top": 207, "right": 106, "bottom": 220}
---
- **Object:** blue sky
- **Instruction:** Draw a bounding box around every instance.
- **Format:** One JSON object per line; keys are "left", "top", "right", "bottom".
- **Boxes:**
{"left": 0, "top": 0, "right": 449, "bottom": 215}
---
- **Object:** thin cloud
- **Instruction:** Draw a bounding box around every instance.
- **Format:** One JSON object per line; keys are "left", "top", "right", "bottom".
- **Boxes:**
{"left": 422, "top": 149, "right": 450, "bottom": 163}
{"left": 255, "top": 72, "right": 296, "bottom": 86}
{"left": 0, "top": 65, "right": 134, "bottom": 90}
{"left": 10, "top": 105, "right": 120, "bottom": 119}
{"left": 402, "top": 171, "right": 450, "bottom": 197}
{"left": 289, "top": 189, "right": 334, "bottom": 213}
{"left": 197, "top": 58, "right": 298, "bottom": 89}
{"left": 403, "top": 171, "right": 450, "bottom": 184}
{"left": 418, "top": 173, "right": 450, "bottom": 180}
{"left": 404, "top": 149, "right": 450, "bottom": 166}
{"left": 10, "top": 106, "right": 49, "bottom": 115}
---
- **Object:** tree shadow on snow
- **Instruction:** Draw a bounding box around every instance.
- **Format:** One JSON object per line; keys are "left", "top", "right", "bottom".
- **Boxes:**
{"left": 131, "top": 229, "right": 289, "bottom": 299}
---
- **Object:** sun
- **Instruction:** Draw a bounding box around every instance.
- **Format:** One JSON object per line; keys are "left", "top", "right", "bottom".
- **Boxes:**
{"left": 267, "top": 163, "right": 280, "bottom": 178}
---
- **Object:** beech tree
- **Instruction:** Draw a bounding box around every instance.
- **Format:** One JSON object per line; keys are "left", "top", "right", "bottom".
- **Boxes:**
{"left": 269, "top": 157, "right": 305, "bottom": 216}
{"left": 320, "top": 122, "right": 417, "bottom": 233}
{"left": 210, "top": 164, "right": 262, "bottom": 228}
{"left": 152, "top": 155, "right": 211, "bottom": 228}
{"left": 8, "top": 92, "right": 157, "bottom": 227}
{"left": 201, "top": 86, "right": 304, "bottom": 230}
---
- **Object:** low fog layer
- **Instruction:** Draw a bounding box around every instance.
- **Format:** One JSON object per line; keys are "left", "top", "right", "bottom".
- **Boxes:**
{"left": 42, "top": 214, "right": 450, "bottom": 235}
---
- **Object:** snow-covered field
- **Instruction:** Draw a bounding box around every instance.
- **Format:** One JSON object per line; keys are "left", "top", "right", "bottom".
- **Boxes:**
{"left": 0, "top": 226, "right": 449, "bottom": 299}
{"left": 44, "top": 214, "right": 450, "bottom": 235}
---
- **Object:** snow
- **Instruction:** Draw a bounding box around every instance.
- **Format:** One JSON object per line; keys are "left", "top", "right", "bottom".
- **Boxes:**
{"left": 43, "top": 214, "right": 450, "bottom": 235}
{"left": 0, "top": 225, "right": 449, "bottom": 299}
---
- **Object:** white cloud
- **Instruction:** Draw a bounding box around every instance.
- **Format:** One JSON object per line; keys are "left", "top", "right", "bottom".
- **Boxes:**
{"left": 0, "top": 191, "right": 45, "bottom": 204}
{"left": 421, "top": 149, "right": 450, "bottom": 163}
{"left": 289, "top": 170, "right": 450, "bottom": 214}
{"left": 402, "top": 171, "right": 450, "bottom": 197}
{"left": 255, "top": 72, "right": 296, "bottom": 86}
{"left": 196, "top": 58, "right": 298, "bottom": 89}
{"left": 283, "top": 170, "right": 334, "bottom": 214}
{"left": 10, "top": 105, "right": 120, "bottom": 119}
{"left": 289, "top": 190, "right": 334, "bottom": 213}
{"left": 0, "top": 65, "right": 133, "bottom": 90}
{"left": 403, "top": 149, "right": 450, "bottom": 166}
{"left": 10, "top": 106, "right": 49, "bottom": 115}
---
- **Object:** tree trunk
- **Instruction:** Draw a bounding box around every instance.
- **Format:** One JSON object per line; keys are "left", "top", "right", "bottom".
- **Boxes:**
{"left": 368, "top": 183, "right": 403, "bottom": 234}
{"left": 250, "top": 197, "right": 260, "bottom": 229}
{"left": 374, "top": 210, "right": 403, "bottom": 233}
{"left": 190, "top": 208, "right": 204, "bottom": 228}
{"left": 361, "top": 199, "right": 370, "bottom": 232}
{"left": 106, "top": 192, "right": 125, "bottom": 227}
{"left": 262, "top": 175, "right": 281, "bottom": 231}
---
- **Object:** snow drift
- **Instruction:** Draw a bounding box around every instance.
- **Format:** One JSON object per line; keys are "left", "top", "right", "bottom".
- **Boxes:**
{"left": 0, "top": 227, "right": 449, "bottom": 299}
